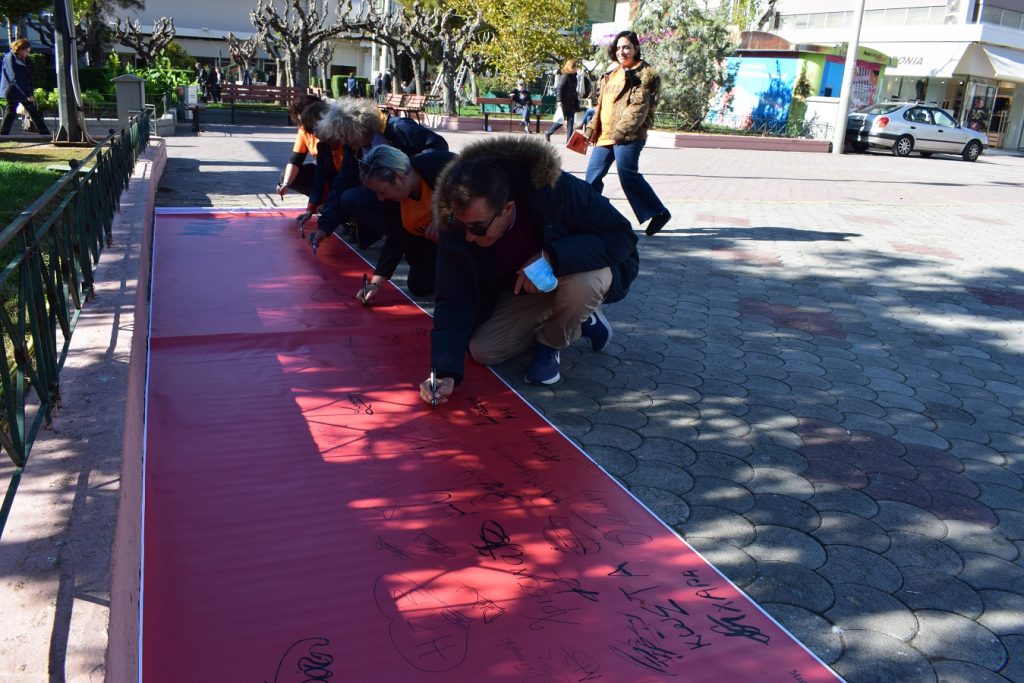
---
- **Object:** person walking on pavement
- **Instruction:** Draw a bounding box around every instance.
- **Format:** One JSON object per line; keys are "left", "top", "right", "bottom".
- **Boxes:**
{"left": 1, "top": 39, "right": 50, "bottom": 137}
{"left": 544, "top": 59, "right": 586, "bottom": 143}
{"left": 373, "top": 73, "right": 384, "bottom": 101}
{"left": 419, "top": 136, "right": 639, "bottom": 403}
{"left": 355, "top": 146, "right": 456, "bottom": 304}
{"left": 583, "top": 31, "right": 671, "bottom": 237}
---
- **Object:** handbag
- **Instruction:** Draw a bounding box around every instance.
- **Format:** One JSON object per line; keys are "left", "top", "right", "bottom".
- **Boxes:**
{"left": 551, "top": 104, "right": 565, "bottom": 125}
{"left": 566, "top": 129, "right": 588, "bottom": 155}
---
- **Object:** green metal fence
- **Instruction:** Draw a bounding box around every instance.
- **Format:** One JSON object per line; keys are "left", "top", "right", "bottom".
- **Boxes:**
{"left": 0, "top": 110, "right": 151, "bottom": 539}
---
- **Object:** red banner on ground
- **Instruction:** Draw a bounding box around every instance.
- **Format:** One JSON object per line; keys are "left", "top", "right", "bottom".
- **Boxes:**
{"left": 144, "top": 209, "right": 841, "bottom": 682}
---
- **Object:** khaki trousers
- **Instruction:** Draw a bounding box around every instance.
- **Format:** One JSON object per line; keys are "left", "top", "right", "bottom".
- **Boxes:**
{"left": 468, "top": 267, "right": 612, "bottom": 366}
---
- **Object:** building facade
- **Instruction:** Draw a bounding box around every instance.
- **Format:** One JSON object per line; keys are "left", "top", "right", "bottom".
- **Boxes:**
{"left": 771, "top": 0, "right": 1024, "bottom": 149}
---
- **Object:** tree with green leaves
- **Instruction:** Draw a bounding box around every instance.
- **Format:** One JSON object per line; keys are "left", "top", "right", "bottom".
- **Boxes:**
{"left": 2, "top": 0, "right": 50, "bottom": 45}
{"left": 633, "top": 0, "right": 737, "bottom": 129}
{"left": 448, "top": 0, "right": 589, "bottom": 86}
{"left": 76, "top": 0, "right": 144, "bottom": 65}
{"left": 725, "top": 0, "right": 764, "bottom": 30}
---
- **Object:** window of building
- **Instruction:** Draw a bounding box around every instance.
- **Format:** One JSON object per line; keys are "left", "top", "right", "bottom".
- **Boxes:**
{"left": 981, "top": 5, "right": 1024, "bottom": 29}
{"left": 863, "top": 9, "right": 886, "bottom": 25}
{"left": 779, "top": 6, "right": 948, "bottom": 30}
{"left": 825, "top": 11, "right": 850, "bottom": 28}
{"left": 906, "top": 7, "right": 931, "bottom": 24}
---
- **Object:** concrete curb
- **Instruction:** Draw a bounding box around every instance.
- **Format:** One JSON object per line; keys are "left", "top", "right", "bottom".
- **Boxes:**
{"left": 0, "top": 138, "right": 166, "bottom": 683}
{"left": 106, "top": 138, "right": 166, "bottom": 683}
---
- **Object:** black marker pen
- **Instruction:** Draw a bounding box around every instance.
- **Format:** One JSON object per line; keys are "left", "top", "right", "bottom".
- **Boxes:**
{"left": 429, "top": 367, "right": 438, "bottom": 408}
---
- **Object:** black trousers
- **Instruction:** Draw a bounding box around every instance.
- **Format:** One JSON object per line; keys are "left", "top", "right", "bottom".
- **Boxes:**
{"left": 394, "top": 230, "right": 437, "bottom": 296}
{"left": 1, "top": 99, "right": 50, "bottom": 136}
{"left": 288, "top": 163, "right": 318, "bottom": 196}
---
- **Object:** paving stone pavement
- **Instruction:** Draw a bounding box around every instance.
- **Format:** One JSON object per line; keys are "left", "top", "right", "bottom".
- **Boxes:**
{"left": 159, "top": 124, "right": 1024, "bottom": 682}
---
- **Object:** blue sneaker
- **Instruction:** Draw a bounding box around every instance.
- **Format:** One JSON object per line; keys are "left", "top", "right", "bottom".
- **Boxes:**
{"left": 580, "top": 307, "right": 612, "bottom": 352}
{"left": 525, "top": 343, "right": 561, "bottom": 385}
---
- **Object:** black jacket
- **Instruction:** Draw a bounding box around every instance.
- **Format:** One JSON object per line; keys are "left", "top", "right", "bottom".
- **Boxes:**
{"left": 430, "top": 137, "right": 639, "bottom": 383}
{"left": 1, "top": 51, "right": 33, "bottom": 102}
{"left": 374, "top": 150, "right": 456, "bottom": 279}
{"left": 317, "top": 117, "right": 449, "bottom": 233}
{"left": 556, "top": 72, "right": 580, "bottom": 115}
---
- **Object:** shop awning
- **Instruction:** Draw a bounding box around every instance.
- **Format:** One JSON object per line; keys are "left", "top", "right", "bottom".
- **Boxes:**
{"left": 955, "top": 43, "right": 1024, "bottom": 82}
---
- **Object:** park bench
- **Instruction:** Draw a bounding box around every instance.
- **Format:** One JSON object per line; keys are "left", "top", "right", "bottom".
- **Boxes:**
{"left": 380, "top": 93, "right": 428, "bottom": 122}
{"left": 476, "top": 96, "right": 544, "bottom": 133}
{"left": 221, "top": 83, "right": 309, "bottom": 124}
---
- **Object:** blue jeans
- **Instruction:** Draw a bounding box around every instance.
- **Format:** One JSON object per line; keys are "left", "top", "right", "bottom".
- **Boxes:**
{"left": 585, "top": 139, "right": 666, "bottom": 224}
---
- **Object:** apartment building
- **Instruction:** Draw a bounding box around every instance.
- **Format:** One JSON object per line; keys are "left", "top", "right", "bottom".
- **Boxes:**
{"left": 771, "top": 0, "right": 1024, "bottom": 149}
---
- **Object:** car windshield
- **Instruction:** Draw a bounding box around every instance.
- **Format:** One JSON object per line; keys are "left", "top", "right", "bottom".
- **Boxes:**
{"left": 857, "top": 103, "right": 903, "bottom": 115}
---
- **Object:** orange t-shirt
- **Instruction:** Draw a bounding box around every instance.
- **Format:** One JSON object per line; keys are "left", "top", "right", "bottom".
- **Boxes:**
{"left": 399, "top": 179, "right": 435, "bottom": 240}
{"left": 596, "top": 67, "right": 627, "bottom": 147}
{"left": 292, "top": 127, "right": 343, "bottom": 171}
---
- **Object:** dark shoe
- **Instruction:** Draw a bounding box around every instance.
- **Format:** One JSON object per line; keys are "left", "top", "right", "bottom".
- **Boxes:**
{"left": 580, "top": 307, "right": 612, "bottom": 352}
{"left": 543, "top": 131, "right": 552, "bottom": 142}
{"left": 645, "top": 210, "right": 671, "bottom": 237}
{"left": 525, "top": 343, "right": 561, "bottom": 385}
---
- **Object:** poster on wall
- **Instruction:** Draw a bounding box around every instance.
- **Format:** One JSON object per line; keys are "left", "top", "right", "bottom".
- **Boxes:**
{"left": 705, "top": 57, "right": 799, "bottom": 134}
{"left": 850, "top": 64, "right": 879, "bottom": 111}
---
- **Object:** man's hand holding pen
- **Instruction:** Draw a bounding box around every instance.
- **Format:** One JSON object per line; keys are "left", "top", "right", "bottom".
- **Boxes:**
{"left": 419, "top": 373, "right": 454, "bottom": 406}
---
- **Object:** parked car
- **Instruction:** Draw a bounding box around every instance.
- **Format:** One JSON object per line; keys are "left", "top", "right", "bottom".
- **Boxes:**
{"left": 845, "top": 102, "right": 987, "bottom": 161}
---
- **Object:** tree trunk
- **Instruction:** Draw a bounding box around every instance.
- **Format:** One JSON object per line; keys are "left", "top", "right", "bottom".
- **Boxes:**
{"left": 410, "top": 60, "right": 422, "bottom": 97}
{"left": 441, "top": 62, "right": 457, "bottom": 116}
{"left": 292, "top": 45, "right": 313, "bottom": 89}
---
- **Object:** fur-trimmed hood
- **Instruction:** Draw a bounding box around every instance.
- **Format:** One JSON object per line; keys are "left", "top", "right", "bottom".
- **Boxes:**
{"left": 433, "top": 135, "right": 562, "bottom": 224}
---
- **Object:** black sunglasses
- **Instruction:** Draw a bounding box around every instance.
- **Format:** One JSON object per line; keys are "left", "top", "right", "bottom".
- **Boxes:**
{"left": 448, "top": 208, "right": 500, "bottom": 237}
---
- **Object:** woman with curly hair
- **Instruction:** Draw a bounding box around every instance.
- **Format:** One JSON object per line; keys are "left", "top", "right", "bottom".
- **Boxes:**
{"left": 303, "top": 97, "right": 449, "bottom": 249}
{"left": 583, "top": 30, "right": 671, "bottom": 237}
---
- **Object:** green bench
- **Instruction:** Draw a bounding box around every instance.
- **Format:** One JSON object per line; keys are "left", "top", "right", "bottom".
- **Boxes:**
{"left": 476, "top": 96, "right": 545, "bottom": 133}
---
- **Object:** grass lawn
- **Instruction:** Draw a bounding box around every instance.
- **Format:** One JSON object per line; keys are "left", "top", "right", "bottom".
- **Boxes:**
{"left": 0, "top": 142, "right": 91, "bottom": 227}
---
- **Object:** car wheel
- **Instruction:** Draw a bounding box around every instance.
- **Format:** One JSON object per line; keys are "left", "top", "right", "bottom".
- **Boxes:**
{"left": 918, "top": 152, "right": 933, "bottom": 158}
{"left": 892, "top": 135, "right": 914, "bottom": 157}
{"left": 962, "top": 140, "right": 982, "bottom": 162}
{"left": 853, "top": 142, "right": 869, "bottom": 153}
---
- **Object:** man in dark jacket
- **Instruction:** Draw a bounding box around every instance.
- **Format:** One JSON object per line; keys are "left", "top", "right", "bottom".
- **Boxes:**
{"left": 420, "top": 136, "right": 639, "bottom": 404}
{"left": 1, "top": 38, "right": 50, "bottom": 136}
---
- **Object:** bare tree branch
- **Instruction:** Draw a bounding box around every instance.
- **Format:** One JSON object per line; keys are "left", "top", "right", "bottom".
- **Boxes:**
{"left": 113, "top": 16, "right": 175, "bottom": 66}
{"left": 250, "top": 0, "right": 351, "bottom": 88}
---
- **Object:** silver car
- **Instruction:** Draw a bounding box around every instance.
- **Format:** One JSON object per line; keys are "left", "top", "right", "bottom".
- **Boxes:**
{"left": 845, "top": 102, "right": 987, "bottom": 161}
